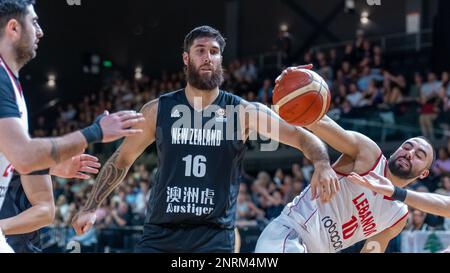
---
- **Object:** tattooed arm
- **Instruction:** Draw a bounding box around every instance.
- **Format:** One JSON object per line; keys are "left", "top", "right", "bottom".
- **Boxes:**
{"left": 72, "top": 100, "right": 158, "bottom": 235}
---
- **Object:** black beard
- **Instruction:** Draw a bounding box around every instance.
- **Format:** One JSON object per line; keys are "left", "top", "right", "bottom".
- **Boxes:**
{"left": 14, "top": 34, "right": 34, "bottom": 67}
{"left": 185, "top": 60, "right": 224, "bottom": 91}
{"left": 388, "top": 156, "right": 416, "bottom": 180}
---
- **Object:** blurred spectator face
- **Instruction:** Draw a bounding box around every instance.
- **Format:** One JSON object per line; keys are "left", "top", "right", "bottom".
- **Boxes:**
{"left": 442, "top": 176, "right": 450, "bottom": 191}
{"left": 412, "top": 210, "right": 426, "bottom": 227}
{"left": 439, "top": 147, "right": 449, "bottom": 160}
{"left": 342, "top": 62, "right": 350, "bottom": 72}
{"left": 416, "top": 185, "right": 429, "bottom": 193}
{"left": 292, "top": 180, "right": 304, "bottom": 194}
{"left": 414, "top": 73, "right": 422, "bottom": 85}
{"left": 118, "top": 202, "right": 129, "bottom": 214}
{"left": 263, "top": 79, "right": 272, "bottom": 89}
{"left": 275, "top": 168, "right": 284, "bottom": 179}
{"left": 373, "top": 46, "right": 382, "bottom": 55}
{"left": 345, "top": 44, "right": 353, "bottom": 54}
{"left": 428, "top": 72, "right": 436, "bottom": 83}
{"left": 338, "top": 84, "right": 347, "bottom": 96}
{"left": 349, "top": 83, "right": 358, "bottom": 93}
{"left": 329, "top": 49, "right": 337, "bottom": 59}
{"left": 247, "top": 91, "right": 256, "bottom": 101}
{"left": 442, "top": 71, "right": 449, "bottom": 83}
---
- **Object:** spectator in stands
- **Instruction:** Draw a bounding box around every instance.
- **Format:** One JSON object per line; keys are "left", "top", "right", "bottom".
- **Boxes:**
{"left": 419, "top": 72, "right": 441, "bottom": 140}
{"left": 432, "top": 147, "right": 450, "bottom": 176}
{"left": 435, "top": 176, "right": 450, "bottom": 196}
{"left": 257, "top": 79, "right": 273, "bottom": 102}
{"left": 407, "top": 210, "right": 433, "bottom": 231}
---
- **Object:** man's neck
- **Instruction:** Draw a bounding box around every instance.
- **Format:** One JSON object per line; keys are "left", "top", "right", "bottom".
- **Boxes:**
{"left": 0, "top": 47, "right": 20, "bottom": 77}
{"left": 185, "top": 84, "right": 220, "bottom": 111}
{"left": 385, "top": 168, "right": 415, "bottom": 188}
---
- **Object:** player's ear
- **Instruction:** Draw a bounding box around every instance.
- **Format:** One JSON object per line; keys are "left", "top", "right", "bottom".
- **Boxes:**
{"left": 5, "top": 19, "right": 21, "bottom": 37}
{"left": 419, "top": 169, "right": 429, "bottom": 180}
{"left": 182, "top": 52, "right": 189, "bottom": 66}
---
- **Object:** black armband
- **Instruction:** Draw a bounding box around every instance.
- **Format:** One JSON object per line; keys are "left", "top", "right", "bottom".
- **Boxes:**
{"left": 28, "top": 169, "right": 50, "bottom": 176}
{"left": 81, "top": 114, "right": 105, "bottom": 144}
{"left": 392, "top": 186, "right": 408, "bottom": 202}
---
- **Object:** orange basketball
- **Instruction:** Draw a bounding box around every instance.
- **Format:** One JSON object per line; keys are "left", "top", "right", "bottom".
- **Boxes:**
{"left": 273, "top": 69, "right": 331, "bottom": 126}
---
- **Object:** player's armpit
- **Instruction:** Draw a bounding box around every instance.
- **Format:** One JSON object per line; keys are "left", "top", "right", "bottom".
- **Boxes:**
{"left": 360, "top": 215, "right": 408, "bottom": 253}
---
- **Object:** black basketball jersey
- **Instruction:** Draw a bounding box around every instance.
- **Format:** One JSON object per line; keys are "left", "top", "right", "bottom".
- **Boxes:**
{"left": 146, "top": 89, "right": 247, "bottom": 229}
{"left": 0, "top": 174, "right": 41, "bottom": 253}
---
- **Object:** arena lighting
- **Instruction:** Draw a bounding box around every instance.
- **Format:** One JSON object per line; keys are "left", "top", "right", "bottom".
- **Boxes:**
{"left": 280, "top": 23, "right": 289, "bottom": 32}
{"left": 360, "top": 11, "right": 370, "bottom": 25}
{"left": 135, "top": 66, "right": 143, "bottom": 80}
{"left": 47, "top": 74, "right": 56, "bottom": 88}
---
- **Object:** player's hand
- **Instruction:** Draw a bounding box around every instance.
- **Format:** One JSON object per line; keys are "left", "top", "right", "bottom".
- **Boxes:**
{"left": 99, "top": 110, "right": 146, "bottom": 143}
{"left": 310, "top": 162, "right": 340, "bottom": 203}
{"left": 71, "top": 210, "right": 97, "bottom": 235}
{"left": 347, "top": 171, "right": 395, "bottom": 197}
{"left": 275, "top": 64, "right": 314, "bottom": 85}
{"left": 50, "top": 154, "right": 101, "bottom": 180}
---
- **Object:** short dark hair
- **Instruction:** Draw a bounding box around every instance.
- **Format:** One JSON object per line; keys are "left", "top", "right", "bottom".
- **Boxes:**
{"left": 183, "top": 25, "right": 226, "bottom": 54}
{"left": 417, "top": 136, "right": 436, "bottom": 169}
{"left": 0, "top": 0, "right": 35, "bottom": 37}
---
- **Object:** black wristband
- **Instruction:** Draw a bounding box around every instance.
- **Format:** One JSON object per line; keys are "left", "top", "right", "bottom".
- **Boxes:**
{"left": 28, "top": 169, "right": 50, "bottom": 176}
{"left": 392, "top": 186, "right": 407, "bottom": 202}
{"left": 81, "top": 114, "right": 105, "bottom": 144}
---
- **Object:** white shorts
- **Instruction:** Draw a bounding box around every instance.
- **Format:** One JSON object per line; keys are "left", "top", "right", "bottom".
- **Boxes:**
{"left": 255, "top": 217, "right": 307, "bottom": 253}
{"left": 0, "top": 229, "right": 14, "bottom": 253}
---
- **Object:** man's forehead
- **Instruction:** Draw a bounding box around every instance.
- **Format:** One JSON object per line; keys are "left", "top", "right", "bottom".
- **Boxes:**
{"left": 403, "top": 138, "right": 432, "bottom": 152}
{"left": 192, "top": 37, "right": 220, "bottom": 47}
{"left": 26, "top": 5, "right": 37, "bottom": 18}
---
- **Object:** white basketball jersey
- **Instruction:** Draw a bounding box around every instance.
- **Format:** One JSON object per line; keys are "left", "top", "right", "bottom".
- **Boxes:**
{"left": 0, "top": 57, "right": 28, "bottom": 210}
{"left": 281, "top": 155, "right": 408, "bottom": 253}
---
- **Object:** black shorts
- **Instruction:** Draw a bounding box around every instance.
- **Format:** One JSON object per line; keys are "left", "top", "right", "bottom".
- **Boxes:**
{"left": 135, "top": 224, "right": 235, "bottom": 253}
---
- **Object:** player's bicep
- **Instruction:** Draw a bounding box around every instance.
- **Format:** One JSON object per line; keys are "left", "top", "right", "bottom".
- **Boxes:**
{"left": 116, "top": 100, "right": 158, "bottom": 167}
{"left": 20, "top": 175, "right": 54, "bottom": 206}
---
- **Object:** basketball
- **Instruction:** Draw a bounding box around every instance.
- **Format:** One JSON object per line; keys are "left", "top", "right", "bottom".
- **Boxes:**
{"left": 273, "top": 69, "right": 331, "bottom": 127}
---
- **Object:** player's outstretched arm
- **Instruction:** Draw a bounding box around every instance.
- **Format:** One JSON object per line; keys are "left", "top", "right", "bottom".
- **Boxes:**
{"left": 243, "top": 102, "right": 339, "bottom": 202}
{"left": 0, "top": 174, "right": 54, "bottom": 235}
{"left": 349, "top": 172, "right": 450, "bottom": 218}
{"left": 0, "top": 110, "right": 145, "bottom": 175}
{"left": 71, "top": 100, "right": 158, "bottom": 235}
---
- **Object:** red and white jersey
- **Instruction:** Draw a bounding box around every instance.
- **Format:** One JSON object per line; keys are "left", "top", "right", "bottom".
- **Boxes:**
{"left": 281, "top": 155, "right": 408, "bottom": 253}
{"left": 0, "top": 57, "right": 28, "bottom": 210}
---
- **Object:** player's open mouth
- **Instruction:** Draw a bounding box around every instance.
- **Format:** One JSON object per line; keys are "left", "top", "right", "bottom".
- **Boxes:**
{"left": 397, "top": 157, "right": 410, "bottom": 168}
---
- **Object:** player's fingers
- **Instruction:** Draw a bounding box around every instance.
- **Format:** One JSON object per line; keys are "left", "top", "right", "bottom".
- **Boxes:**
{"left": 81, "top": 160, "right": 101, "bottom": 169}
{"left": 297, "top": 64, "right": 313, "bottom": 70}
{"left": 310, "top": 184, "right": 317, "bottom": 200}
{"left": 118, "top": 112, "right": 143, "bottom": 122}
{"left": 115, "top": 110, "right": 137, "bottom": 117}
{"left": 79, "top": 167, "right": 99, "bottom": 174}
{"left": 75, "top": 172, "right": 91, "bottom": 180}
{"left": 323, "top": 182, "right": 332, "bottom": 202}
{"left": 80, "top": 154, "right": 99, "bottom": 162}
{"left": 335, "top": 178, "right": 341, "bottom": 192}
{"left": 120, "top": 117, "right": 146, "bottom": 129}
{"left": 329, "top": 180, "right": 337, "bottom": 199}
{"left": 121, "top": 129, "right": 144, "bottom": 136}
